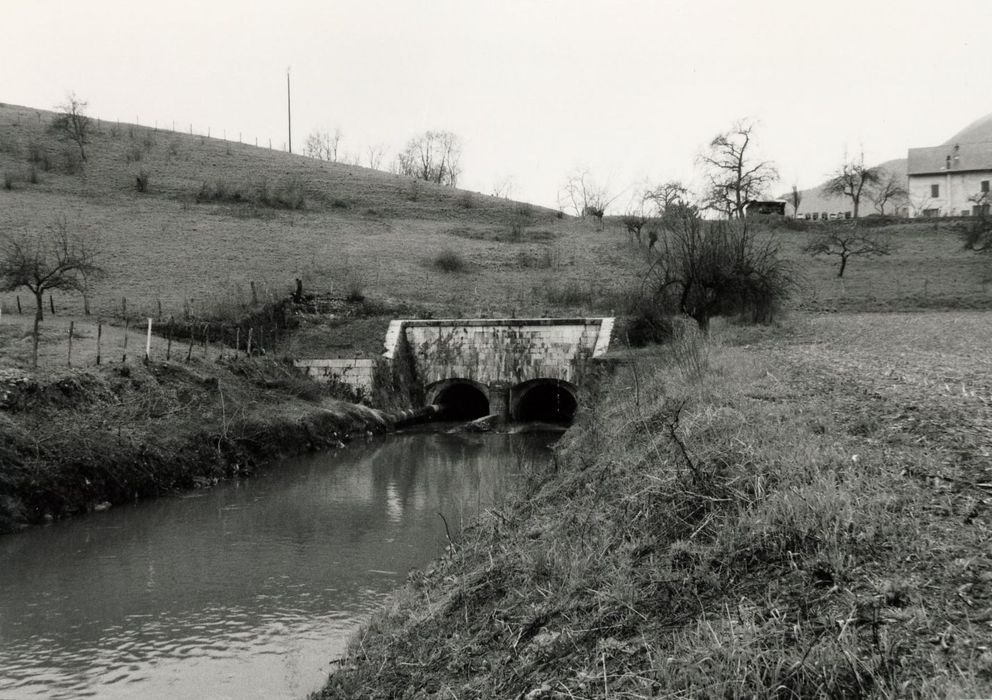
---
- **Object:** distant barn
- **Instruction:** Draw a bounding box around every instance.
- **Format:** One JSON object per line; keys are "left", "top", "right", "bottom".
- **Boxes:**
{"left": 743, "top": 200, "right": 787, "bottom": 216}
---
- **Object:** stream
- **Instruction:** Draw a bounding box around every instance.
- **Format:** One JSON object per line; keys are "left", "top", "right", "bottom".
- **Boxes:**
{"left": 0, "top": 432, "right": 556, "bottom": 699}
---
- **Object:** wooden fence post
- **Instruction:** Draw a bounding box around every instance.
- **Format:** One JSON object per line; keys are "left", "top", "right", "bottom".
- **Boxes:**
{"left": 186, "top": 324, "right": 194, "bottom": 363}
{"left": 235, "top": 327, "right": 240, "bottom": 359}
{"left": 16, "top": 296, "right": 21, "bottom": 314}
{"left": 67, "top": 321, "right": 74, "bottom": 367}
{"left": 247, "top": 327, "right": 253, "bottom": 358}
{"left": 49, "top": 295, "right": 55, "bottom": 316}
{"left": 166, "top": 316, "right": 173, "bottom": 360}
{"left": 202, "top": 323, "right": 209, "bottom": 357}
{"left": 250, "top": 281, "right": 258, "bottom": 306}
{"left": 122, "top": 319, "right": 129, "bottom": 363}
{"left": 96, "top": 320, "right": 102, "bottom": 365}
{"left": 145, "top": 318, "right": 152, "bottom": 363}
{"left": 122, "top": 296, "right": 127, "bottom": 320}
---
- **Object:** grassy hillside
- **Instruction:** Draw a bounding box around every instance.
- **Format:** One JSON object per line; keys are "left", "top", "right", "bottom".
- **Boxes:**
{"left": 0, "top": 102, "right": 635, "bottom": 324}
{"left": 318, "top": 313, "right": 992, "bottom": 698}
{"left": 775, "top": 219, "right": 992, "bottom": 312}
{"left": 2, "top": 100, "right": 991, "bottom": 367}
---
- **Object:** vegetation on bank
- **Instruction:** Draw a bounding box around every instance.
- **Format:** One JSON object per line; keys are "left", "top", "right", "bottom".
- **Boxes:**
{"left": 317, "top": 313, "right": 992, "bottom": 698}
{"left": 0, "top": 353, "right": 387, "bottom": 533}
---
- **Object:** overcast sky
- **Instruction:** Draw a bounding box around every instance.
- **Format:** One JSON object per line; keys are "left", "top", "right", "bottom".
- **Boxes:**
{"left": 5, "top": 0, "right": 990, "bottom": 209}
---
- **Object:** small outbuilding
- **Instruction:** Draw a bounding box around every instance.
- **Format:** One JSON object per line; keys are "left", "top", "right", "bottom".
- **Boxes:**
{"left": 742, "top": 200, "right": 787, "bottom": 216}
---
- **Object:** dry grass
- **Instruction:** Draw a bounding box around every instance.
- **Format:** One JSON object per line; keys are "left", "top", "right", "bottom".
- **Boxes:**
{"left": 775, "top": 222, "right": 992, "bottom": 311}
{"left": 0, "top": 103, "right": 634, "bottom": 323}
{"left": 317, "top": 312, "right": 992, "bottom": 698}
{"left": 3, "top": 105, "right": 991, "bottom": 350}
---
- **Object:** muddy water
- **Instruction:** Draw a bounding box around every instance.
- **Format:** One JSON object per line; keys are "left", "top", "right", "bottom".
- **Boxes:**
{"left": 0, "top": 432, "right": 555, "bottom": 699}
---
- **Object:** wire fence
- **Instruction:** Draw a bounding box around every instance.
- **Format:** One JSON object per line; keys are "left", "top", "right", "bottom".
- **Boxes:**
{"left": 0, "top": 283, "right": 296, "bottom": 369}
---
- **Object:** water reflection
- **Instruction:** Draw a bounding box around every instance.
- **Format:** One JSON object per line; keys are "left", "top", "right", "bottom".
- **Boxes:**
{"left": 0, "top": 432, "right": 555, "bottom": 699}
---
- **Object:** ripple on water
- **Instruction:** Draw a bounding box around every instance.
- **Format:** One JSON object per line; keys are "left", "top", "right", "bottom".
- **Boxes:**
{"left": 0, "top": 433, "right": 555, "bottom": 698}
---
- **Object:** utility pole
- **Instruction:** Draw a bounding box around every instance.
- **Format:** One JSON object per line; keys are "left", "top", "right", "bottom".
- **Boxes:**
{"left": 287, "top": 67, "right": 292, "bottom": 154}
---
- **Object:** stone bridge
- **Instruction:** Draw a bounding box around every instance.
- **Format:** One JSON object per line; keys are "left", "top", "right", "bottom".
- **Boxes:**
{"left": 384, "top": 318, "right": 614, "bottom": 423}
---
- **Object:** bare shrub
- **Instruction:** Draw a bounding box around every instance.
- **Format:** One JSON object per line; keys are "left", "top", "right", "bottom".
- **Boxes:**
{"left": 125, "top": 145, "right": 143, "bottom": 164}
{"left": 27, "top": 141, "right": 51, "bottom": 171}
{"left": 407, "top": 180, "right": 420, "bottom": 202}
{"left": 336, "top": 268, "right": 366, "bottom": 301}
{"left": 433, "top": 249, "right": 467, "bottom": 273}
{"left": 642, "top": 206, "right": 795, "bottom": 332}
{"left": 272, "top": 176, "right": 304, "bottom": 209}
{"left": 61, "top": 148, "right": 82, "bottom": 175}
{"left": 621, "top": 213, "right": 648, "bottom": 243}
{"left": 135, "top": 170, "right": 149, "bottom": 193}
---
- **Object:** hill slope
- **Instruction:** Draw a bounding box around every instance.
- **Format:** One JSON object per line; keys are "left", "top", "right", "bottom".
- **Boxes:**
{"left": 0, "top": 103, "right": 634, "bottom": 321}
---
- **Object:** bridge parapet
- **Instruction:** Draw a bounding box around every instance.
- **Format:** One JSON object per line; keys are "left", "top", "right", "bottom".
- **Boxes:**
{"left": 383, "top": 317, "right": 613, "bottom": 387}
{"left": 383, "top": 318, "right": 613, "bottom": 421}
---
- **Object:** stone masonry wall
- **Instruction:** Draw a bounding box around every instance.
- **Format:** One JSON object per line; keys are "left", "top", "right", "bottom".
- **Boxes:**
{"left": 383, "top": 318, "right": 614, "bottom": 388}
{"left": 294, "top": 358, "right": 375, "bottom": 394}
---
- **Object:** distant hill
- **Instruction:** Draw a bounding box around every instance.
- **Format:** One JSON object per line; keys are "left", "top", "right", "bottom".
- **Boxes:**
{"left": 785, "top": 157, "right": 908, "bottom": 218}
{"left": 943, "top": 112, "right": 992, "bottom": 145}
{"left": 784, "top": 111, "right": 992, "bottom": 218}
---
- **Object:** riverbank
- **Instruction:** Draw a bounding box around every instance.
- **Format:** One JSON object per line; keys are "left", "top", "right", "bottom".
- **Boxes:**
{"left": 317, "top": 312, "right": 992, "bottom": 698}
{"left": 0, "top": 354, "right": 388, "bottom": 533}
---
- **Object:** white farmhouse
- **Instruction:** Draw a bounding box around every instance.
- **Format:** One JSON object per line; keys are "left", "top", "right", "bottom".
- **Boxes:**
{"left": 908, "top": 114, "right": 992, "bottom": 217}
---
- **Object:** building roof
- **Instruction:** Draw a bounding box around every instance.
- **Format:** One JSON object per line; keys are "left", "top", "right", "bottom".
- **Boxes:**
{"left": 907, "top": 141, "right": 992, "bottom": 176}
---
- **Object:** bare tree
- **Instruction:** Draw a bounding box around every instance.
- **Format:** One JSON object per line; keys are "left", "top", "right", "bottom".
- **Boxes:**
{"left": 822, "top": 155, "right": 881, "bottom": 219}
{"left": 366, "top": 143, "right": 386, "bottom": 170}
{"left": 303, "top": 128, "right": 343, "bottom": 162}
{"left": 698, "top": 119, "right": 778, "bottom": 219}
{"left": 396, "top": 130, "right": 462, "bottom": 187}
{"left": 557, "top": 169, "right": 622, "bottom": 223}
{"left": 51, "top": 92, "right": 92, "bottom": 163}
{"left": 870, "top": 170, "right": 908, "bottom": 215}
{"left": 790, "top": 185, "right": 803, "bottom": 218}
{"left": 643, "top": 180, "right": 690, "bottom": 216}
{"left": 803, "top": 228, "right": 893, "bottom": 277}
{"left": 0, "top": 219, "right": 103, "bottom": 368}
{"left": 490, "top": 176, "right": 514, "bottom": 199}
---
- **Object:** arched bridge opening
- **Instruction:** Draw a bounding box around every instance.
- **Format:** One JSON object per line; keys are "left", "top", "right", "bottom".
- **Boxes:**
{"left": 427, "top": 379, "right": 490, "bottom": 421}
{"left": 511, "top": 380, "right": 578, "bottom": 425}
